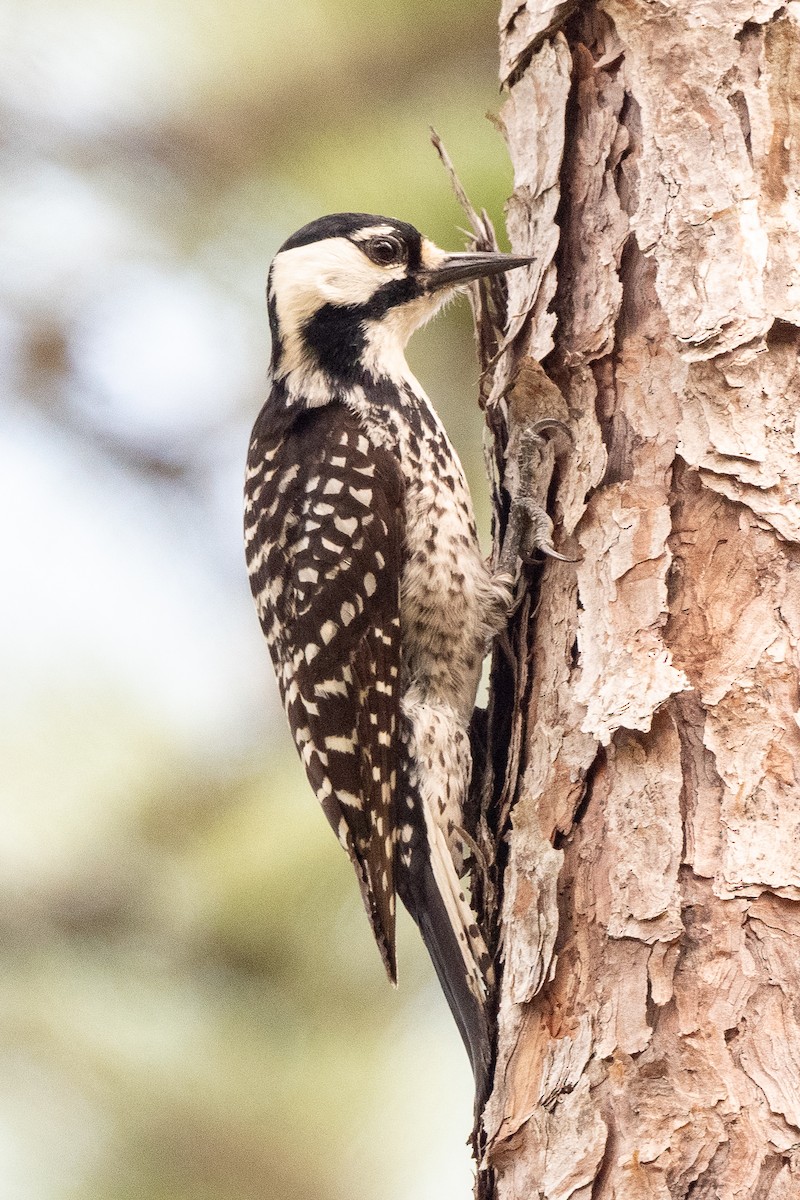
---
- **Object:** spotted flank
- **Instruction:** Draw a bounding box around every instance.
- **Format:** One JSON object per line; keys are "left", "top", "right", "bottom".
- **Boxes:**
{"left": 245, "top": 395, "right": 404, "bottom": 980}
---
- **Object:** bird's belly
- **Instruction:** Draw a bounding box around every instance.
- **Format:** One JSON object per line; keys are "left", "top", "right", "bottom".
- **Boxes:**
{"left": 399, "top": 498, "right": 490, "bottom": 719}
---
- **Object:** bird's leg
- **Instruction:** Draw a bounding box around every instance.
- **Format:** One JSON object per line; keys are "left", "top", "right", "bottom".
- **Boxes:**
{"left": 497, "top": 418, "right": 573, "bottom": 585}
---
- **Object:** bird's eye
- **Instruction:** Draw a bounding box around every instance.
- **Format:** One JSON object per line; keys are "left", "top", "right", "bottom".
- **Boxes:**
{"left": 366, "top": 236, "right": 405, "bottom": 267}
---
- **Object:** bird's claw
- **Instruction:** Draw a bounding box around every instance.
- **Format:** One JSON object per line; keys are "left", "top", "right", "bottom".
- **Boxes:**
{"left": 499, "top": 493, "right": 574, "bottom": 577}
{"left": 495, "top": 415, "right": 577, "bottom": 578}
{"left": 528, "top": 417, "right": 573, "bottom": 445}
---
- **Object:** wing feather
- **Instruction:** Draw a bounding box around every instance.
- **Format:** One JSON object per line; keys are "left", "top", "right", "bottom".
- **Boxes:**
{"left": 245, "top": 396, "right": 404, "bottom": 980}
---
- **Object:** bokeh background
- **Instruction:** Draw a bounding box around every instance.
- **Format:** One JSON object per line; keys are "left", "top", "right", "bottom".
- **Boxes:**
{"left": 3, "top": 2, "right": 514, "bottom": 1196}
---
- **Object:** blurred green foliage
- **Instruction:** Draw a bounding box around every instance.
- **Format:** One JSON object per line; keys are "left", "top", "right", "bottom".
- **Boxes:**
{"left": 2, "top": 0, "right": 513, "bottom": 1196}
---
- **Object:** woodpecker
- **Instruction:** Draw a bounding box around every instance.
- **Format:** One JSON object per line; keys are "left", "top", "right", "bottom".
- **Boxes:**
{"left": 244, "top": 213, "right": 533, "bottom": 1092}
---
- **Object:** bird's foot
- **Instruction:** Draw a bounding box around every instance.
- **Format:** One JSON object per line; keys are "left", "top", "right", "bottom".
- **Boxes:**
{"left": 496, "top": 419, "right": 575, "bottom": 580}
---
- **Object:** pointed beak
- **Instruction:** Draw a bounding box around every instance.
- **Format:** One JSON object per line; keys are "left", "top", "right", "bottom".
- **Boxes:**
{"left": 419, "top": 250, "right": 534, "bottom": 292}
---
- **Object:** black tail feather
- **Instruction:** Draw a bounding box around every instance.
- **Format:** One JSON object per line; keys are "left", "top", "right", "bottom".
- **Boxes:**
{"left": 398, "top": 846, "right": 491, "bottom": 1105}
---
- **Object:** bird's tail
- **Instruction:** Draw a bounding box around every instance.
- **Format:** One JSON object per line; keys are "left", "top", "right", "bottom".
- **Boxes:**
{"left": 397, "top": 798, "right": 492, "bottom": 1104}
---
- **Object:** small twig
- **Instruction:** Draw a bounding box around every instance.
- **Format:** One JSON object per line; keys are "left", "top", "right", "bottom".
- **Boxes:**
{"left": 430, "top": 127, "right": 487, "bottom": 245}
{"left": 430, "top": 128, "right": 510, "bottom": 390}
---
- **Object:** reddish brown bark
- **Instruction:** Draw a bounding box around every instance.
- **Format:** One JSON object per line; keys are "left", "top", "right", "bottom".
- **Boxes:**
{"left": 478, "top": 3, "right": 800, "bottom": 1196}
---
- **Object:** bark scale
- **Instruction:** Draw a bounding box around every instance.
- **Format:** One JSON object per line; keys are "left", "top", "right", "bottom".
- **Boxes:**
{"left": 476, "top": 3, "right": 800, "bottom": 1197}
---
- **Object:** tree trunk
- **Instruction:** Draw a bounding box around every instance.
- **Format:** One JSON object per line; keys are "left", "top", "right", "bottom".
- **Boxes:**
{"left": 476, "top": 2, "right": 800, "bottom": 1197}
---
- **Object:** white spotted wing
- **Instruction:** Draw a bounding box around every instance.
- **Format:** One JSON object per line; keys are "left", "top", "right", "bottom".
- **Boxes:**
{"left": 245, "top": 397, "right": 404, "bottom": 980}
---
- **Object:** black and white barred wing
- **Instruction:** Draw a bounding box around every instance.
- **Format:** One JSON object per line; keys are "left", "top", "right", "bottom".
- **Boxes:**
{"left": 245, "top": 400, "right": 404, "bottom": 981}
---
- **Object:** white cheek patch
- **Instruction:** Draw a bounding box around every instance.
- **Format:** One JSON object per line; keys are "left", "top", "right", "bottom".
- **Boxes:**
{"left": 271, "top": 238, "right": 404, "bottom": 332}
{"left": 269, "top": 232, "right": 455, "bottom": 393}
{"left": 270, "top": 237, "right": 401, "bottom": 389}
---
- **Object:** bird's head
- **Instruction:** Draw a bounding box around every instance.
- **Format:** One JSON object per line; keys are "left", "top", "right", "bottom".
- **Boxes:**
{"left": 266, "top": 213, "right": 533, "bottom": 399}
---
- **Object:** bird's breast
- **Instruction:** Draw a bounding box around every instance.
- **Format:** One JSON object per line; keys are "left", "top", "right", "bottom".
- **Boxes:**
{"left": 397, "top": 431, "right": 494, "bottom": 717}
{"left": 353, "top": 377, "right": 507, "bottom": 716}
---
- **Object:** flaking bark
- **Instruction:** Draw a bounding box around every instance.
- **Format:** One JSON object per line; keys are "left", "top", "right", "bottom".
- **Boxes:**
{"left": 471, "top": 3, "right": 800, "bottom": 1197}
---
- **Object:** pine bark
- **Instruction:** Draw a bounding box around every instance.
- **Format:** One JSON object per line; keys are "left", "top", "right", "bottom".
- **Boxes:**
{"left": 477, "top": 3, "right": 800, "bottom": 1197}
